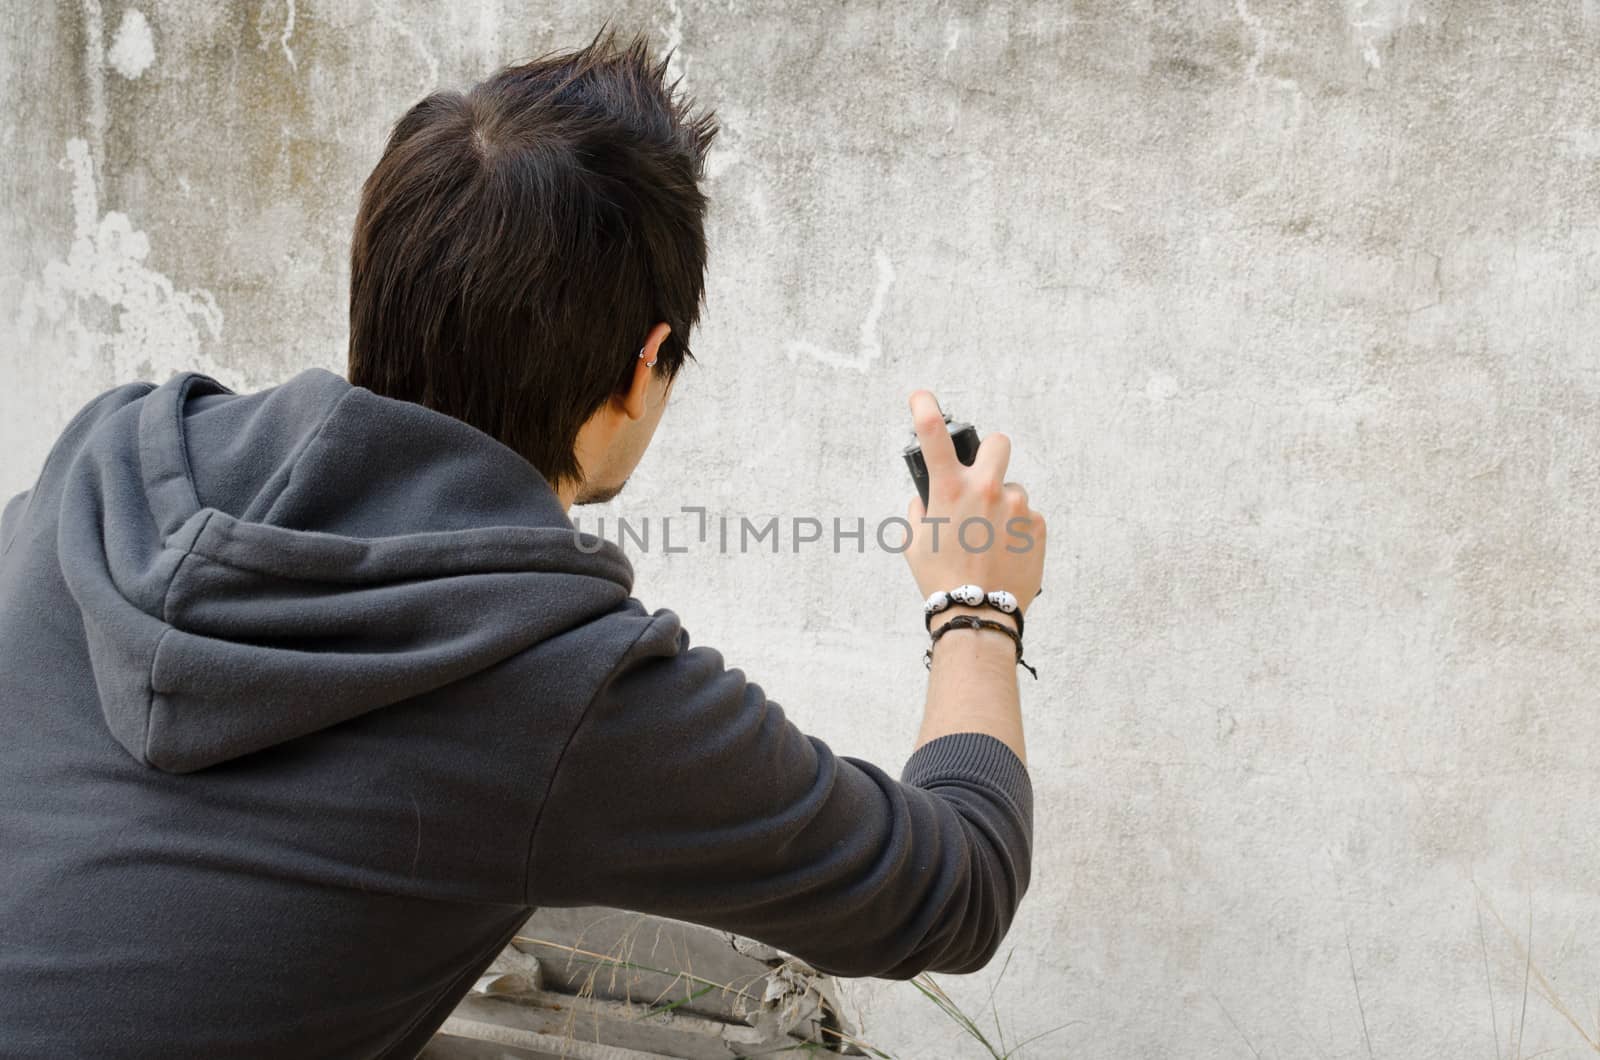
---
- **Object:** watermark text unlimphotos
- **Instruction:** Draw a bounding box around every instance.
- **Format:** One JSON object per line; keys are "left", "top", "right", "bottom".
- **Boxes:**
{"left": 571, "top": 507, "right": 1036, "bottom": 555}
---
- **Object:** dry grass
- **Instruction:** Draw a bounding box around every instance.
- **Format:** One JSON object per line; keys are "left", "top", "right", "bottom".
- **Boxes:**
{"left": 909, "top": 951, "right": 1082, "bottom": 1059}
{"left": 506, "top": 928, "right": 1078, "bottom": 1058}
{"left": 1475, "top": 883, "right": 1600, "bottom": 1059}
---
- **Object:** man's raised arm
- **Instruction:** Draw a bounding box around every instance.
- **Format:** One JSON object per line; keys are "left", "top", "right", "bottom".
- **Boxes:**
{"left": 525, "top": 389, "right": 1046, "bottom": 978}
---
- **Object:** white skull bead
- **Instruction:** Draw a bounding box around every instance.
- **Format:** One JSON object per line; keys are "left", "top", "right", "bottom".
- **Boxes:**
{"left": 923, "top": 590, "right": 951, "bottom": 615}
{"left": 950, "top": 584, "right": 985, "bottom": 606}
{"left": 986, "top": 590, "right": 1019, "bottom": 614}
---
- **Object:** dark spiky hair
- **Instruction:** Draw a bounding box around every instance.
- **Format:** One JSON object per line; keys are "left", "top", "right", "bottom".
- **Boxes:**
{"left": 348, "top": 27, "right": 719, "bottom": 487}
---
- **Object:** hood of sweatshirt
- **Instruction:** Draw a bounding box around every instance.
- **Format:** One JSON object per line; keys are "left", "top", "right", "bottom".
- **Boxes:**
{"left": 54, "top": 368, "right": 635, "bottom": 774}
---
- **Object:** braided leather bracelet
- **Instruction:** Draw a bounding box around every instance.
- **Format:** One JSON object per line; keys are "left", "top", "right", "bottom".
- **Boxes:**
{"left": 924, "top": 614, "right": 1039, "bottom": 679}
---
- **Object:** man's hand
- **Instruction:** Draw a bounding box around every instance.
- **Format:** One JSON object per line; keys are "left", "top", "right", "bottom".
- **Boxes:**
{"left": 903, "top": 389, "right": 1042, "bottom": 766}
{"left": 904, "top": 390, "right": 1047, "bottom": 613}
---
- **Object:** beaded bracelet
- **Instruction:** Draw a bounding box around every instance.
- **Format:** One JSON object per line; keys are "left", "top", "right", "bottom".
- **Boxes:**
{"left": 923, "top": 584, "right": 1024, "bottom": 638}
{"left": 923, "top": 615, "right": 1039, "bottom": 679}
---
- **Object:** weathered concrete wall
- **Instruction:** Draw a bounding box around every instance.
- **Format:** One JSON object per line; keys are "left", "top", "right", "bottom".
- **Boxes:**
{"left": 6, "top": 2, "right": 1600, "bottom": 1056}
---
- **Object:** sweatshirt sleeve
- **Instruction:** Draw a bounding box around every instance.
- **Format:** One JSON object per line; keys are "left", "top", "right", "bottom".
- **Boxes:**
{"left": 523, "top": 607, "right": 1034, "bottom": 980}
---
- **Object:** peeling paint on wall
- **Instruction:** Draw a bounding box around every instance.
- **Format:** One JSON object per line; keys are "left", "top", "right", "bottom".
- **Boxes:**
{"left": 16, "top": 140, "right": 224, "bottom": 382}
{"left": 785, "top": 249, "right": 896, "bottom": 373}
{"left": 107, "top": 9, "right": 155, "bottom": 80}
{"left": 258, "top": 0, "right": 298, "bottom": 72}
{"left": 78, "top": 0, "right": 107, "bottom": 142}
{"left": 1347, "top": 0, "right": 1420, "bottom": 70}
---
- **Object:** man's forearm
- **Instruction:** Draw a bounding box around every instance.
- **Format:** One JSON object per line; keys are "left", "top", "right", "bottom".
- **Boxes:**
{"left": 916, "top": 605, "right": 1026, "bottom": 767}
{"left": 900, "top": 388, "right": 1042, "bottom": 772}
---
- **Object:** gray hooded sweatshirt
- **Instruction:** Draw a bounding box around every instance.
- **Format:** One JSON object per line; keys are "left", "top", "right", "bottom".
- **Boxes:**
{"left": 0, "top": 368, "right": 1033, "bottom": 1059}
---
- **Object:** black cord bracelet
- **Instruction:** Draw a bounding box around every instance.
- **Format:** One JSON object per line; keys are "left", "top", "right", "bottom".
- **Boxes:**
{"left": 923, "top": 595, "right": 1025, "bottom": 639}
{"left": 923, "top": 614, "right": 1039, "bottom": 679}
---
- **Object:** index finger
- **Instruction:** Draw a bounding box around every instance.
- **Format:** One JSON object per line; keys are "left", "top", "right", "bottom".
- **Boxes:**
{"left": 908, "top": 389, "right": 959, "bottom": 478}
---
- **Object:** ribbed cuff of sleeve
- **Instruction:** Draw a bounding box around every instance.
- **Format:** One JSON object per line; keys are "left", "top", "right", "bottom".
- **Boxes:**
{"left": 901, "top": 731, "right": 1033, "bottom": 836}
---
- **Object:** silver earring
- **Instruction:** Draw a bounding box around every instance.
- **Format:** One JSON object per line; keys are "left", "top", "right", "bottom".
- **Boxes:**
{"left": 638, "top": 347, "right": 657, "bottom": 368}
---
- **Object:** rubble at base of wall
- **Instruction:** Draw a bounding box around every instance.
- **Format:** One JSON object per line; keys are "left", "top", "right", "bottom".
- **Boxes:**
{"left": 421, "top": 907, "right": 865, "bottom": 1060}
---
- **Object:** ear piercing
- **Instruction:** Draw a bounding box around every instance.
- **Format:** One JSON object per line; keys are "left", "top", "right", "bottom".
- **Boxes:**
{"left": 638, "top": 347, "right": 657, "bottom": 369}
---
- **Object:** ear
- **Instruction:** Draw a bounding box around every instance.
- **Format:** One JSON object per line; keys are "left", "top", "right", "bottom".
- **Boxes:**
{"left": 620, "top": 321, "right": 673, "bottom": 421}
